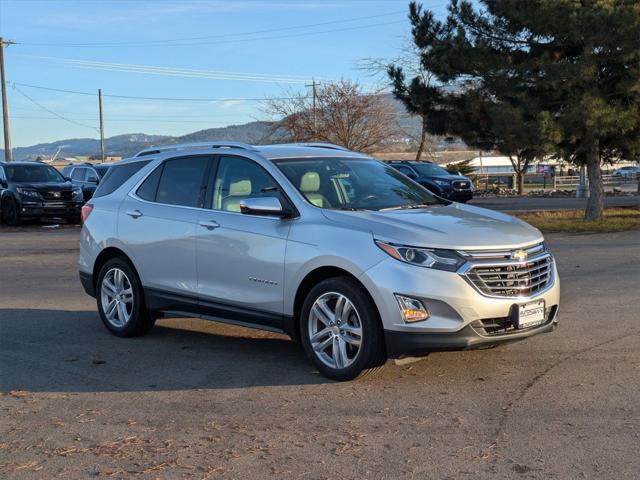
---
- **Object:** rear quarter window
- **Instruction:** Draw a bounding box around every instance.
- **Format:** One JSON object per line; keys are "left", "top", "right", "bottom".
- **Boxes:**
{"left": 92, "top": 160, "right": 150, "bottom": 198}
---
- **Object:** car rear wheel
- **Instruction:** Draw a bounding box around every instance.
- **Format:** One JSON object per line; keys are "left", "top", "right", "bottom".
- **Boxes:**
{"left": 96, "top": 257, "right": 155, "bottom": 337}
{"left": 2, "top": 198, "right": 20, "bottom": 226}
{"left": 300, "top": 276, "right": 386, "bottom": 381}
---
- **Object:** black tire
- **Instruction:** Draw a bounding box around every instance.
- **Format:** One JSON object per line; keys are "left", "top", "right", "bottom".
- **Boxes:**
{"left": 300, "top": 276, "right": 386, "bottom": 381}
{"left": 2, "top": 198, "right": 20, "bottom": 226}
{"left": 96, "top": 257, "right": 155, "bottom": 337}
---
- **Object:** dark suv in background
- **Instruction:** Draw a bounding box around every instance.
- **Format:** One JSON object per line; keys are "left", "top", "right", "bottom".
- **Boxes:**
{"left": 386, "top": 160, "right": 474, "bottom": 203}
{"left": 0, "top": 162, "right": 84, "bottom": 225}
{"left": 62, "top": 163, "right": 111, "bottom": 201}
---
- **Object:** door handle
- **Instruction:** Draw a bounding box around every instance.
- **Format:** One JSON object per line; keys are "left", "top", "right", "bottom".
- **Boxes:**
{"left": 199, "top": 220, "right": 220, "bottom": 230}
{"left": 125, "top": 209, "right": 143, "bottom": 219}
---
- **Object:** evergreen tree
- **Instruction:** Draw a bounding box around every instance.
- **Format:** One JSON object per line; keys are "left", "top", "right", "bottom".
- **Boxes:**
{"left": 391, "top": 0, "right": 640, "bottom": 219}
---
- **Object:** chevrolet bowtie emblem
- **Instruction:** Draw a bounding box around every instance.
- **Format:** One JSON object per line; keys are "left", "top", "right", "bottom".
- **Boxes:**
{"left": 511, "top": 249, "right": 528, "bottom": 261}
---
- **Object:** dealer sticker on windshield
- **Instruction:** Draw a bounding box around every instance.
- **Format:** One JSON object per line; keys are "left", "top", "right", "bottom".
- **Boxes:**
{"left": 517, "top": 300, "right": 545, "bottom": 329}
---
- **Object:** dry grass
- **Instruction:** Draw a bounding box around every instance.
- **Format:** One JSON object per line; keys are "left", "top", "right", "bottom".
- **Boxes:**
{"left": 516, "top": 207, "right": 640, "bottom": 233}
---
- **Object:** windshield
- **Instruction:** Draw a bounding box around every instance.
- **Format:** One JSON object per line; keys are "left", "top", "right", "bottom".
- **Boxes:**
{"left": 5, "top": 165, "right": 65, "bottom": 183}
{"left": 411, "top": 163, "right": 451, "bottom": 177}
{"left": 274, "top": 157, "right": 441, "bottom": 211}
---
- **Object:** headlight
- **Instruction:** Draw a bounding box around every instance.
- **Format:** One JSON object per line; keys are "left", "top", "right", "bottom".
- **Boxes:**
{"left": 375, "top": 240, "right": 465, "bottom": 272}
{"left": 16, "top": 187, "right": 40, "bottom": 198}
{"left": 434, "top": 179, "right": 450, "bottom": 187}
{"left": 72, "top": 187, "right": 83, "bottom": 197}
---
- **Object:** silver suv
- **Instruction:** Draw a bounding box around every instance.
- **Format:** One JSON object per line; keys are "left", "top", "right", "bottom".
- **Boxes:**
{"left": 79, "top": 142, "right": 559, "bottom": 380}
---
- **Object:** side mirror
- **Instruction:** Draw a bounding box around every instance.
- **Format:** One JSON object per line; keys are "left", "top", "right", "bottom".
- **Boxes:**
{"left": 407, "top": 172, "right": 417, "bottom": 180}
{"left": 240, "top": 197, "right": 287, "bottom": 217}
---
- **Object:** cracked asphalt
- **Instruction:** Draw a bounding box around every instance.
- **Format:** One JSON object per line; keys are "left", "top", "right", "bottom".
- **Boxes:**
{"left": 0, "top": 225, "right": 639, "bottom": 479}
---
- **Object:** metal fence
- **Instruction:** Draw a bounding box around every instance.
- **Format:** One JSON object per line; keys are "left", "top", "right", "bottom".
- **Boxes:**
{"left": 473, "top": 173, "right": 639, "bottom": 191}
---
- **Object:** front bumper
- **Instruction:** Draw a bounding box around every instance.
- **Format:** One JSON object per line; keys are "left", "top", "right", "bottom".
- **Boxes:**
{"left": 359, "top": 255, "right": 560, "bottom": 358}
{"left": 18, "top": 201, "right": 82, "bottom": 218}
{"left": 441, "top": 189, "right": 473, "bottom": 202}
{"left": 385, "top": 309, "right": 557, "bottom": 358}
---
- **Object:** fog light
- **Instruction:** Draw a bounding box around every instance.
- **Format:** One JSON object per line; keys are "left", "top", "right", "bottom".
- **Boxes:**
{"left": 395, "top": 294, "right": 430, "bottom": 323}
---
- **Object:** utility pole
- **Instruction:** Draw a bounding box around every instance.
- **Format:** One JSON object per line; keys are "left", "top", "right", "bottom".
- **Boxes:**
{"left": 0, "top": 37, "right": 14, "bottom": 162}
{"left": 312, "top": 79, "right": 317, "bottom": 141}
{"left": 305, "top": 79, "right": 318, "bottom": 141}
{"left": 98, "top": 88, "right": 105, "bottom": 162}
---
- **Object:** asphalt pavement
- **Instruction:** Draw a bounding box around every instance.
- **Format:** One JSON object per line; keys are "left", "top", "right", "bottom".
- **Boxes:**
{"left": 0, "top": 226, "right": 639, "bottom": 479}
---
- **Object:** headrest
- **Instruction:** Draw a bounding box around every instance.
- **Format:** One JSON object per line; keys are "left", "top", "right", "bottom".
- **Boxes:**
{"left": 300, "top": 171, "right": 320, "bottom": 192}
{"left": 229, "top": 179, "right": 251, "bottom": 195}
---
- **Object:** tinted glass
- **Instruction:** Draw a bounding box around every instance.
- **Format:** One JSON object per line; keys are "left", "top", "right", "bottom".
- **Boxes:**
{"left": 211, "top": 156, "right": 279, "bottom": 212}
{"left": 395, "top": 165, "right": 415, "bottom": 176}
{"left": 156, "top": 157, "right": 209, "bottom": 207}
{"left": 93, "top": 160, "right": 150, "bottom": 198}
{"left": 136, "top": 164, "right": 163, "bottom": 201}
{"left": 71, "top": 168, "right": 86, "bottom": 181}
{"left": 274, "top": 157, "right": 440, "bottom": 211}
{"left": 412, "top": 163, "right": 450, "bottom": 176}
{"left": 94, "top": 165, "right": 109, "bottom": 178}
{"left": 86, "top": 169, "right": 99, "bottom": 182}
{"left": 5, "top": 165, "right": 65, "bottom": 183}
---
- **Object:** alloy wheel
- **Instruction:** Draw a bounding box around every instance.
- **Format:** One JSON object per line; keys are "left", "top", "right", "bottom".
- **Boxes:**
{"left": 100, "top": 267, "right": 134, "bottom": 328}
{"left": 308, "top": 292, "right": 363, "bottom": 369}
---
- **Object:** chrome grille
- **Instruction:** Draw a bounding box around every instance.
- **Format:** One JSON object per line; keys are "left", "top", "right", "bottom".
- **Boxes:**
{"left": 452, "top": 180, "right": 471, "bottom": 190}
{"left": 42, "top": 191, "right": 72, "bottom": 201}
{"left": 459, "top": 244, "right": 554, "bottom": 298}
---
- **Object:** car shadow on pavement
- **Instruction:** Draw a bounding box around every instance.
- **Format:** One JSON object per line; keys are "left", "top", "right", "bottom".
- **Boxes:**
{"left": 0, "top": 308, "right": 330, "bottom": 393}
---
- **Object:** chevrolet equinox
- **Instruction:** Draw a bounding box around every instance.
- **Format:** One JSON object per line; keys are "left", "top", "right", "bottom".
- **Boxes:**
{"left": 79, "top": 142, "right": 559, "bottom": 380}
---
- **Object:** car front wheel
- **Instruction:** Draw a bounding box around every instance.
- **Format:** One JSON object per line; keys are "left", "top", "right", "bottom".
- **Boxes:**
{"left": 1, "top": 198, "right": 20, "bottom": 226}
{"left": 96, "top": 257, "right": 155, "bottom": 337}
{"left": 300, "top": 276, "right": 386, "bottom": 381}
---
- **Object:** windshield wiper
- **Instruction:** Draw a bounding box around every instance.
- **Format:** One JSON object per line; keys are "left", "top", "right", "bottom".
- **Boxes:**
{"left": 378, "top": 203, "right": 435, "bottom": 211}
{"left": 336, "top": 206, "right": 368, "bottom": 211}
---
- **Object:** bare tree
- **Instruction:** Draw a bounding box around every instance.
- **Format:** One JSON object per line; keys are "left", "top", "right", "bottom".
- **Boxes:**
{"left": 264, "top": 80, "right": 398, "bottom": 153}
{"left": 360, "top": 43, "right": 437, "bottom": 161}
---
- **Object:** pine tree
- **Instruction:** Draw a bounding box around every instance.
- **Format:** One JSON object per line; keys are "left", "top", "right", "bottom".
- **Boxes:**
{"left": 392, "top": 0, "right": 640, "bottom": 219}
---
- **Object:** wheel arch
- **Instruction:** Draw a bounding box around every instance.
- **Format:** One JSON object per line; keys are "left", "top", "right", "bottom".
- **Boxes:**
{"left": 291, "top": 266, "right": 379, "bottom": 343}
{"left": 92, "top": 247, "right": 135, "bottom": 290}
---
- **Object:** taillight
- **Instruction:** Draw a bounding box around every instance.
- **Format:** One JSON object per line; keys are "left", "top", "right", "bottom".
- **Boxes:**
{"left": 81, "top": 203, "right": 94, "bottom": 223}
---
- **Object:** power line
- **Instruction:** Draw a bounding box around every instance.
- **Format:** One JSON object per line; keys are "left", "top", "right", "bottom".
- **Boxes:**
{"left": 10, "top": 84, "right": 98, "bottom": 131}
{"left": 11, "top": 115, "right": 257, "bottom": 125}
{"left": 29, "top": 57, "right": 314, "bottom": 84}
{"left": 17, "top": 11, "right": 406, "bottom": 47}
{"left": 15, "top": 19, "right": 406, "bottom": 49}
{"left": 8, "top": 81, "right": 310, "bottom": 102}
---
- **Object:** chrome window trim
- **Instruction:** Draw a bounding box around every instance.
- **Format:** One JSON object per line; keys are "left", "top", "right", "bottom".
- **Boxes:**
{"left": 127, "top": 157, "right": 290, "bottom": 221}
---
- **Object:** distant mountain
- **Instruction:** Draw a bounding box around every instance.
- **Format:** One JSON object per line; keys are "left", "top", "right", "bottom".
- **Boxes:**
{"left": 1, "top": 121, "right": 275, "bottom": 161}
{"left": 0, "top": 96, "right": 465, "bottom": 161}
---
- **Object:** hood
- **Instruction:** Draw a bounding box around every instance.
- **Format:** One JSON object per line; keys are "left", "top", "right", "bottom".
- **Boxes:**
{"left": 14, "top": 181, "right": 74, "bottom": 191}
{"left": 322, "top": 203, "right": 543, "bottom": 250}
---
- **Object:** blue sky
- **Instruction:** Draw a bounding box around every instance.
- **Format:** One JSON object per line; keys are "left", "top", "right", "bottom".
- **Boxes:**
{"left": 0, "top": 0, "right": 450, "bottom": 147}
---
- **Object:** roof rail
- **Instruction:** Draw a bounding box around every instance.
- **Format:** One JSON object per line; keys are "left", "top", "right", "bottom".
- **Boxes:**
{"left": 134, "top": 141, "right": 258, "bottom": 157}
{"left": 294, "top": 142, "right": 351, "bottom": 152}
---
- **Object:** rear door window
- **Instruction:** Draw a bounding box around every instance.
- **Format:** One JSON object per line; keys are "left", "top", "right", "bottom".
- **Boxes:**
{"left": 135, "top": 164, "right": 164, "bottom": 202}
{"left": 155, "top": 157, "right": 210, "bottom": 207}
{"left": 71, "top": 168, "right": 86, "bottom": 181}
{"left": 93, "top": 160, "right": 150, "bottom": 198}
